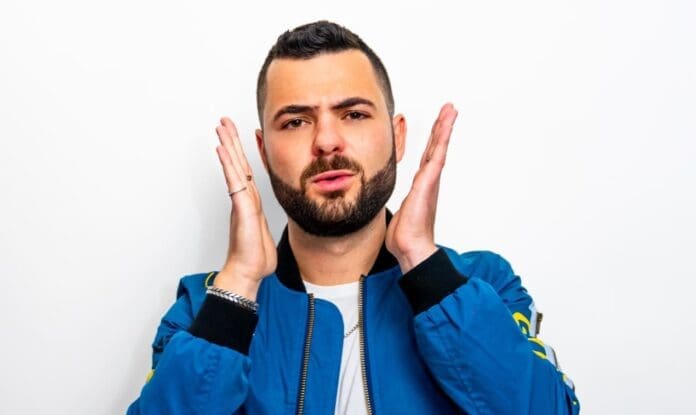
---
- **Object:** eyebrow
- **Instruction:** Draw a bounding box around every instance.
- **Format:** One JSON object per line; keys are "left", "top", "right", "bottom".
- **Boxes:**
{"left": 271, "top": 96, "right": 376, "bottom": 123}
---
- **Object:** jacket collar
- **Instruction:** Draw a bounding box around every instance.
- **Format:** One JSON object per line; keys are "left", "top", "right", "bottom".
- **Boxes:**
{"left": 275, "top": 209, "right": 399, "bottom": 293}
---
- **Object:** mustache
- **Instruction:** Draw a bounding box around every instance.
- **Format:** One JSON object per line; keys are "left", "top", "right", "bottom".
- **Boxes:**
{"left": 300, "top": 155, "right": 364, "bottom": 186}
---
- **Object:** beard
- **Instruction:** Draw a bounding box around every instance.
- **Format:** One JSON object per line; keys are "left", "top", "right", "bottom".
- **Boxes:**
{"left": 267, "top": 144, "right": 397, "bottom": 237}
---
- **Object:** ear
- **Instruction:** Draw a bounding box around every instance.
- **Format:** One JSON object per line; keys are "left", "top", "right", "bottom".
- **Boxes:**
{"left": 255, "top": 128, "right": 269, "bottom": 172}
{"left": 392, "top": 113, "right": 407, "bottom": 163}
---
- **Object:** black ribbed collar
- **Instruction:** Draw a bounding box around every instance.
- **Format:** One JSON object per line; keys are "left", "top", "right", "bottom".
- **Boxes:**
{"left": 275, "top": 210, "right": 399, "bottom": 293}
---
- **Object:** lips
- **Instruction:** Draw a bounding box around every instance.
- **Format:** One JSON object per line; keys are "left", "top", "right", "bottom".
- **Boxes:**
{"left": 310, "top": 169, "right": 356, "bottom": 193}
{"left": 311, "top": 170, "right": 355, "bottom": 183}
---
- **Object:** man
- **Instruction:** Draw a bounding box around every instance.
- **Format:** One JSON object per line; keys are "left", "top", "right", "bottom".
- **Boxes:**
{"left": 128, "top": 21, "right": 580, "bottom": 414}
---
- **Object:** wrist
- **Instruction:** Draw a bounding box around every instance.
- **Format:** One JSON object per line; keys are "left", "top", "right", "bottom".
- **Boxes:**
{"left": 396, "top": 244, "right": 438, "bottom": 274}
{"left": 213, "top": 268, "right": 261, "bottom": 301}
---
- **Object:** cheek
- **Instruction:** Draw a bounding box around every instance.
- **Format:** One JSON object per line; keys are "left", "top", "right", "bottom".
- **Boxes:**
{"left": 266, "top": 147, "right": 309, "bottom": 186}
{"left": 358, "top": 132, "right": 393, "bottom": 174}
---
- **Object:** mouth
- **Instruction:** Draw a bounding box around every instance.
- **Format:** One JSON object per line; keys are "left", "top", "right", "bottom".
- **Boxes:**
{"left": 312, "top": 170, "right": 355, "bottom": 183}
{"left": 310, "top": 170, "right": 356, "bottom": 193}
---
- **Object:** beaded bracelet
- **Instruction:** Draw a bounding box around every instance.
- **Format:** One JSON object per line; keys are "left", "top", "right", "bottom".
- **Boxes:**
{"left": 206, "top": 286, "right": 259, "bottom": 313}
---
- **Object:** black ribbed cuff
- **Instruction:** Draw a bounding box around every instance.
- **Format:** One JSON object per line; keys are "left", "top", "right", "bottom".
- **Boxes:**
{"left": 398, "top": 249, "right": 468, "bottom": 315}
{"left": 188, "top": 294, "right": 258, "bottom": 355}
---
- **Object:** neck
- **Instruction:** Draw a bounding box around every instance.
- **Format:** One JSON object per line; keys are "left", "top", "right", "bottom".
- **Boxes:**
{"left": 288, "top": 209, "right": 387, "bottom": 286}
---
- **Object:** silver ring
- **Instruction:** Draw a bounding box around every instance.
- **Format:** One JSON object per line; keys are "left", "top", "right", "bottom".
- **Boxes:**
{"left": 228, "top": 186, "right": 247, "bottom": 196}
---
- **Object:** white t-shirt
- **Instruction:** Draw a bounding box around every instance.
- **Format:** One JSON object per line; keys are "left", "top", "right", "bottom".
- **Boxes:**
{"left": 303, "top": 279, "right": 368, "bottom": 415}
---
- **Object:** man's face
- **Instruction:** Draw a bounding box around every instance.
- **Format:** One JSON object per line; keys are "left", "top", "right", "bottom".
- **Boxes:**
{"left": 256, "top": 50, "right": 405, "bottom": 236}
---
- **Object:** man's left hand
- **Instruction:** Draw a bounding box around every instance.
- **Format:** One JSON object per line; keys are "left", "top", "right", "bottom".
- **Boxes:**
{"left": 386, "top": 103, "right": 458, "bottom": 273}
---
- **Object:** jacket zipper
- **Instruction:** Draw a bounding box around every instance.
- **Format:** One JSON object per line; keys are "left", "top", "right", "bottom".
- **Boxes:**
{"left": 296, "top": 293, "right": 315, "bottom": 415}
{"left": 297, "top": 279, "right": 374, "bottom": 414}
{"left": 359, "top": 275, "right": 375, "bottom": 414}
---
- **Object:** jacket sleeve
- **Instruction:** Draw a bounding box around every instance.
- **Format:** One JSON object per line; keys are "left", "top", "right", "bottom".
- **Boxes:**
{"left": 399, "top": 249, "right": 580, "bottom": 415}
{"left": 126, "top": 273, "right": 257, "bottom": 415}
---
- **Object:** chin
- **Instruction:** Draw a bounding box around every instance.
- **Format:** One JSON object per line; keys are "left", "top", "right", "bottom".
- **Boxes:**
{"left": 318, "top": 201, "right": 356, "bottom": 221}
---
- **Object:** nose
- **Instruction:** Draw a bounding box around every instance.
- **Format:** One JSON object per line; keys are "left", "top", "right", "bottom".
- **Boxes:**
{"left": 311, "top": 116, "right": 345, "bottom": 158}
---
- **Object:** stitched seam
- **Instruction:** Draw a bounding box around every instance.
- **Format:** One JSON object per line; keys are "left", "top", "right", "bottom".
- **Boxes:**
{"left": 427, "top": 307, "right": 486, "bottom": 415}
{"left": 195, "top": 347, "right": 221, "bottom": 414}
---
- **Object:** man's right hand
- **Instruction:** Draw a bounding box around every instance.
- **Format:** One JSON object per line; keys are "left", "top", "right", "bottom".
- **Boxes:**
{"left": 213, "top": 117, "right": 277, "bottom": 301}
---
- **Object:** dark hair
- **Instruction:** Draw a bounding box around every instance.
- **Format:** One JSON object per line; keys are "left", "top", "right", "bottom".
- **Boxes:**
{"left": 256, "top": 20, "right": 394, "bottom": 126}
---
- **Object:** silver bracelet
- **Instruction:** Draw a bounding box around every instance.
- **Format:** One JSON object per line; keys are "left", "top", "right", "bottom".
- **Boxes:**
{"left": 207, "top": 286, "right": 259, "bottom": 312}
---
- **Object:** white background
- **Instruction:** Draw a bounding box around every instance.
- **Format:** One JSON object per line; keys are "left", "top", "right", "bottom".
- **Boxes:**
{"left": 1, "top": 1, "right": 694, "bottom": 413}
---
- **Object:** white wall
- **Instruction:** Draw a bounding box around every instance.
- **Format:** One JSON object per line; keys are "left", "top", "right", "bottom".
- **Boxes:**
{"left": 1, "top": 0, "right": 694, "bottom": 413}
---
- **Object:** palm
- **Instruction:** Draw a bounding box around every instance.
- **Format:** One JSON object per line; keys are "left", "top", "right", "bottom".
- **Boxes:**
{"left": 215, "top": 117, "right": 277, "bottom": 286}
{"left": 386, "top": 103, "right": 458, "bottom": 272}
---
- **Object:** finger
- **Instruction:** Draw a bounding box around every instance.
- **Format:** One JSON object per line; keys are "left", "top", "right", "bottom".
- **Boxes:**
{"left": 221, "top": 118, "right": 254, "bottom": 180}
{"left": 410, "top": 108, "right": 457, "bottom": 197}
{"left": 218, "top": 119, "right": 261, "bottom": 205}
{"left": 424, "top": 108, "right": 458, "bottom": 171}
{"left": 420, "top": 104, "right": 453, "bottom": 167}
{"left": 428, "top": 104, "right": 456, "bottom": 160}
{"left": 216, "top": 145, "right": 248, "bottom": 202}
{"left": 216, "top": 122, "right": 246, "bottom": 184}
{"left": 215, "top": 145, "right": 242, "bottom": 191}
{"left": 419, "top": 110, "right": 443, "bottom": 166}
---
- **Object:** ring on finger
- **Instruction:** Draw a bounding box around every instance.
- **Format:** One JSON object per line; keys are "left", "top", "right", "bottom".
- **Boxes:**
{"left": 228, "top": 186, "right": 247, "bottom": 196}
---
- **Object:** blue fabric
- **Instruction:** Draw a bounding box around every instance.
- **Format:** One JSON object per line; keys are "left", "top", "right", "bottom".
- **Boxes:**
{"left": 127, "top": 248, "right": 580, "bottom": 414}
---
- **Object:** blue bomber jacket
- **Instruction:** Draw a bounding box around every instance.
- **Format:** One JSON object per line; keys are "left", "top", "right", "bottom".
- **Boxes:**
{"left": 127, "top": 227, "right": 580, "bottom": 414}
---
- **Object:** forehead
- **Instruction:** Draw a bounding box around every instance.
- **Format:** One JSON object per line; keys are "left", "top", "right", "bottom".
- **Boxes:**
{"left": 264, "top": 50, "right": 386, "bottom": 118}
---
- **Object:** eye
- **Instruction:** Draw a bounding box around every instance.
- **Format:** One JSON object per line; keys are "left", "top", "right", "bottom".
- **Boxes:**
{"left": 282, "top": 119, "right": 306, "bottom": 130}
{"left": 345, "top": 111, "right": 368, "bottom": 120}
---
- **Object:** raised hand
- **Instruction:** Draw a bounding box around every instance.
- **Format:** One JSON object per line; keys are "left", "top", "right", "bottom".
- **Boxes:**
{"left": 213, "top": 117, "right": 276, "bottom": 300}
{"left": 385, "top": 103, "right": 458, "bottom": 273}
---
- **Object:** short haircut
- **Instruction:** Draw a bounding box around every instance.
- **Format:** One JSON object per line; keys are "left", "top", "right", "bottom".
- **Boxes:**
{"left": 256, "top": 20, "right": 395, "bottom": 127}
